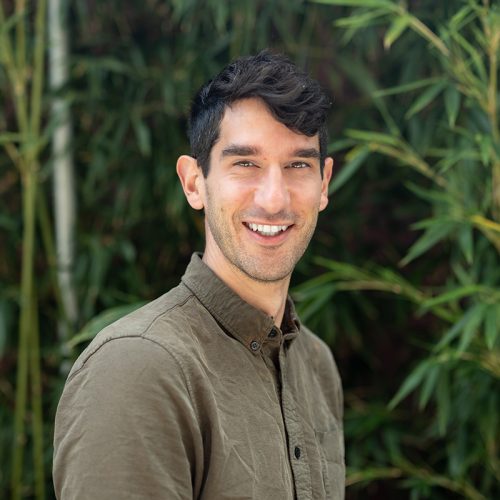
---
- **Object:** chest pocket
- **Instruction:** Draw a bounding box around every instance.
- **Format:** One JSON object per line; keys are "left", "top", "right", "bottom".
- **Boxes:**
{"left": 315, "top": 419, "right": 345, "bottom": 499}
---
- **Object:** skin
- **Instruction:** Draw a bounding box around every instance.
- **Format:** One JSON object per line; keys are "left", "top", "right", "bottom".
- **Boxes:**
{"left": 177, "top": 97, "right": 333, "bottom": 326}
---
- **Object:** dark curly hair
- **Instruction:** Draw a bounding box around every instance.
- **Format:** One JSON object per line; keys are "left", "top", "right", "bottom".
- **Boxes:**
{"left": 188, "top": 50, "right": 331, "bottom": 177}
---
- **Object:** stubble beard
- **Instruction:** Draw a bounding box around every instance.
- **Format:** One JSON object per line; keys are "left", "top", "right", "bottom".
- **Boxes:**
{"left": 204, "top": 193, "right": 319, "bottom": 284}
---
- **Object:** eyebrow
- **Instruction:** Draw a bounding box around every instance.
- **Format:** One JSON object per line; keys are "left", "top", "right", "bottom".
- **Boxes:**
{"left": 293, "top": 148, "right": 321, "bottom": 160}
{"left": 220, "top": 144, "right": 320, "bottom": 159}
{"left": 220, "top": 145, "right": 260, "bottom": 158}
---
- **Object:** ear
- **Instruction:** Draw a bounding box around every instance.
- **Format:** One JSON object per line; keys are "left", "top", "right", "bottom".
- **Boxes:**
{"left": 319, "top": 157, "right": 333, "bottom": 212}
{"left": 176, "top": 155, "right": 205, "bottom": 210}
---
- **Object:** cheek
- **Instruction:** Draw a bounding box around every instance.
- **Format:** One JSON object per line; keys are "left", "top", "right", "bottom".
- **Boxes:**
{"left": 206, "top": 185, "right": 241, "bottom": 220}
{"left": 219, "top": 181, "right": 253, "bottom": 207}
{"left": 291, "top": 185, "right": 323, "bottom": 211}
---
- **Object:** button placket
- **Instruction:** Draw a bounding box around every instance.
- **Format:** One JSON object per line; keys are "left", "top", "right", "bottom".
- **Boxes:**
{"left": 279, "top": 343, "right": 313, "bottom": 497}
{"left": 250, "top": 340, "right": 261, "bottom": 352}
{"left": 268, "top": 327, "right": 279, "bottom": 339}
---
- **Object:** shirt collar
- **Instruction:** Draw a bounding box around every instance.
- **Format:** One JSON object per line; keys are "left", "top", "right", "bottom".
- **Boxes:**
{"left": 181, "top": 253, "right": 300, "bottom": 354}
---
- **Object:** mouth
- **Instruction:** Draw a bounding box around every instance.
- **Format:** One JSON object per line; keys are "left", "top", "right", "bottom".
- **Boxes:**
{"left": 244, "top": 222, "right": 292, "bottom": 237}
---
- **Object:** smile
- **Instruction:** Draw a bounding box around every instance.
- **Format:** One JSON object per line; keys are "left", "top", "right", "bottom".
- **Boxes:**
{"left": 245, "top": 222, "right": 290, "bottom": 236}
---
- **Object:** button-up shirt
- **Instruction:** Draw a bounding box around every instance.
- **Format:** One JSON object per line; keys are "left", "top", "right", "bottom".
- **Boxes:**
{"left": 53, "top": 254, "right": 345, "bottom": 499}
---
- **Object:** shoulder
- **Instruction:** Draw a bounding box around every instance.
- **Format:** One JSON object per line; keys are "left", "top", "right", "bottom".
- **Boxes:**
{"left": 67, "top": 282, "right": 202, "bottom": 381}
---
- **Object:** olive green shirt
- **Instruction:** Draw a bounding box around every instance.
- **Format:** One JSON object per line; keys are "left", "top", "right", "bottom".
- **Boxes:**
{"left": 53, "top": 254, "right": 344, "bottom": 499}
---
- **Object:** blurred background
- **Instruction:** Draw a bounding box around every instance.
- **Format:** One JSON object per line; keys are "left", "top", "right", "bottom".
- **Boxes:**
{"left": 0, "top": 0, "right": 499, "bottom": 498}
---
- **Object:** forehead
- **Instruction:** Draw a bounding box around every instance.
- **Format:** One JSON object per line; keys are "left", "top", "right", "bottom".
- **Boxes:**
{"left": 215, "top": 98, "right": 320, "bottom": 154}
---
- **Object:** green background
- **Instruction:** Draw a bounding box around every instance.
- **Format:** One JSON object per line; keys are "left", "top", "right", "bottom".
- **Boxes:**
{"left": 0, "top": 0, "right": 499, "bottom": 498}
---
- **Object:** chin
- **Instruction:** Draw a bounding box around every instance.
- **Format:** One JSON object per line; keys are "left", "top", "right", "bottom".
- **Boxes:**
{"left": 236, "top": 258, "right": 296, "bottom": 283}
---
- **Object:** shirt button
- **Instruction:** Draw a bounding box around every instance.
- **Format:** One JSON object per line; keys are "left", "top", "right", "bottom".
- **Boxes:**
{"left": 268, "top": 327, "right": 278, "bottom": 339}
{"left": 250, "top": 340, "right": 260, "bottom": 351}
{"left": 294, "top": 446, "right": 301, "bottom": 459}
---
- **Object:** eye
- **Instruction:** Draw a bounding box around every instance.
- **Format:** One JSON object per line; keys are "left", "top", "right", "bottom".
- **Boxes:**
{"left": 288, "top": 161, "right": 310, "bottom": 169}
{"left": 235, "top": 160, "right": 257, "bottom": 168}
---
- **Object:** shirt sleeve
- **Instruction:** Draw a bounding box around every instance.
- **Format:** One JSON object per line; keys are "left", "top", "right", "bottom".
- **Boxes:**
{"left": 53, "top": 336, "right": 202, "bottom": 500}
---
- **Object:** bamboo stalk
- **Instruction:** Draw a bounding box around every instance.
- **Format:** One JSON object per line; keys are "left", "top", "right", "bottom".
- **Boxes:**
{"left": 8, "top": 0, "right": 48, "bottom": 497}
{"left": 30, "top": 0, "right": 47, "bottom": 142}
{"left": 37, "top": 192, "right": 68, "bottom": 325}
{"left": 15, "top": 0, "right": 26, "bottom": 77}
{"left": 49, "top": 0, "right": 78, "bottom": 341}
{"left": 28, "top": 1, "right": 48, "bottom": 497}
{"left": 0, "top": 4, "right": 29, "bottom": 163}
{"left": 392, "top": 4, "right": 450, "bottom": 58}
{"left": 1, "top": 6, "right": 28, "bottom": 498}
{"left": 485, "top": 12, "right": 500, "bottom": 220}
{"left": 11, "top": 169, "right": 37, "bottom": 500}
{"left": 29, "top": 284, "right": 45, "bottom": 500}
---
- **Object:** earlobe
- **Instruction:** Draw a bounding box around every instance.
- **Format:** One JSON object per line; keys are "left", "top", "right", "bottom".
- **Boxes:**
{"left": 176, "top": 155, "right": 205, "bottom": 210}
{"left": 319, "top": 157, "right": 334, "bottom": 211}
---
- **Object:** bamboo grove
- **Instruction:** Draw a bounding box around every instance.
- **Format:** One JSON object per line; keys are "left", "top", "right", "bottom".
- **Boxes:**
{"left": 0, "top": 1, "right": 498, "bottom": 498}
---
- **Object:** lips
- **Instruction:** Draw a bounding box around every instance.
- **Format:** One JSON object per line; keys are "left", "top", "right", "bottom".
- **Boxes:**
{"left": 244, "top": 222, "right": 291, "bottom": 237}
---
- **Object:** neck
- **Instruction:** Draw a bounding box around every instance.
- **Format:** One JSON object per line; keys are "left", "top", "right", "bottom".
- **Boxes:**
{"left": 202, "top": 250, "right": 290, "bottom": 327}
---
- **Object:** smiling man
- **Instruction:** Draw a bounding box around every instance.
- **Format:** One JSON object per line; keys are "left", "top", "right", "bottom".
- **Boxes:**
{"left": 54, "top": 51, "right": 344, "bottom": 500}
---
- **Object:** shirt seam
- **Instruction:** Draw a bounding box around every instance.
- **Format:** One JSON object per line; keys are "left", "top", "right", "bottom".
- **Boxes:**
{"left": 67, "top": 289, "right": 193, "bottom": 382}
{"left": 66, "top": 332, "right": 197, "bottom": 412}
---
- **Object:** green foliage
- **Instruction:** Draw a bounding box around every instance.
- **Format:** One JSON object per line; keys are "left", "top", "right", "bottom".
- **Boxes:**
{"left": 1, "top": 0, "right": 499, "bottom": 498}
{"left": 301, "top": 0, "right": 499, "bottom": 497}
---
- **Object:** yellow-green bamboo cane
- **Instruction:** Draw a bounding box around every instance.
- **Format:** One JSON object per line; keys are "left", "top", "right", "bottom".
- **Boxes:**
{"left": 8, "top": 0, "right": 48, "bottom": 497}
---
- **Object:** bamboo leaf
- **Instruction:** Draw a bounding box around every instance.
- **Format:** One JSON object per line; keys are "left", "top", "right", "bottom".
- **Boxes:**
{"left": 335, "top": 9, "right": 387, "bottom": 29}
{"left": 330, "top": 146, "right": 369, "bottom": 192}
{"left": 449, "top": 29, "right": 488, "bottom": 82}
{"left": 314, "top": 0, "right": 396, "bottom": 8}
{"left": 293, "top": 272, "right": 338, "bottom": 299}
{"left": 449, "top": 4, "right": 475, "bottom": 32}
{"left": 296, "top": 284, "right": 337, "bottom": 322}
{"left": 389, "top": 359, "right": 432, "bottom": 409}
{"left": 422, "top": 284, "right": 485, "bottom": 310}
{"left": 404, "top": 182, "right": 451, "bottom": 204}
{"left": 418, "top": 363, "right": 439, "bottom": 409}
{"left": 405, "top": 80, "right": 447, "bottom": 119}
{"left": 477, "top": 134, "right": 492, "bottom": 166}
{"left": 401, "top": 222, "right": 456, "bottom": 266}
{"left": 67, "top": 301, "right": 146, "bottom": 348}
{"left": 458, "top": 303, "right": 487, "bottom": 353}
{"left": 373, "top": 77, "right": 442, "bottom": 98}
{"left": 484, "top": 305, "right": 499, "bottom": 350}
{"left": 436, "top": 370, "right": 450, "bottom": 435}
{"left": 458, "top": 224, "right": 474, "bottom": 264}
{"left": 444, "top": 85, "right": 460, "bottom": 127}
{"left": 328, "top": 138, "right": 357, "bottom": 152}
{"left": 314, "top": 257, "right": 373, "bottom": 280}
{"left": 436, "top": 148, "right": 480, "bottom": 174}
{"left": 132, "top": 115, "right": 152, "bottom": 157}
{"left": 345, "top": 128, "right": 402, "bottom": 146}
{"left": 436, "top": 307, "right": 474, "bottom": 350}
{"left": 384, "top": 15, "right": 410, "bottom": 49}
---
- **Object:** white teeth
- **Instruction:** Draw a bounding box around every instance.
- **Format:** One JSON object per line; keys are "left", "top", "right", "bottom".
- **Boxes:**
{"left": 247, "top": 223, "right": 290, "bottom": 236}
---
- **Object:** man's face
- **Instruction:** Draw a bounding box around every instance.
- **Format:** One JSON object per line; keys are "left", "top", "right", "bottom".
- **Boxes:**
{"left": 199, "top": 97, "right": 332, "bottom": 283}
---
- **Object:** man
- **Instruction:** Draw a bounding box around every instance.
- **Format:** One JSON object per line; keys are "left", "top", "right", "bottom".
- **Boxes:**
{"left": 53, "top": 50, "right": 344, "bottom": 499}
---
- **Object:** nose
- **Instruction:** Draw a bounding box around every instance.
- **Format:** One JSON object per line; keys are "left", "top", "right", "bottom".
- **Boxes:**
{"left": 253, "top": 166, "right": 290, "bottom": 215}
